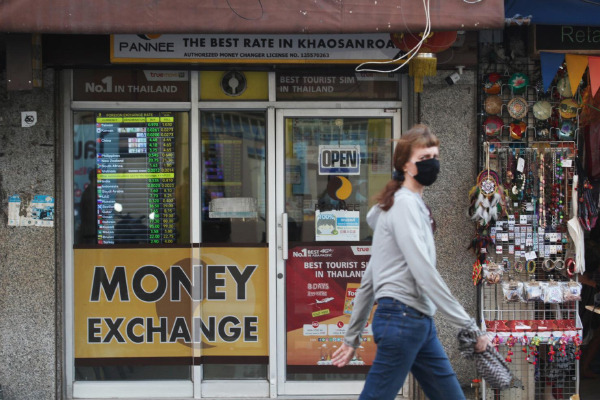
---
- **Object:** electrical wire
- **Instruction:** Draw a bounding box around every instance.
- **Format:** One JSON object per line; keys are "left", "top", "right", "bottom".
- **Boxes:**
{"left": 355, "top": 0, "right": 431, "bottom": 73}
{"left": 225, "top": 0, "right": 264, "bottom": 20}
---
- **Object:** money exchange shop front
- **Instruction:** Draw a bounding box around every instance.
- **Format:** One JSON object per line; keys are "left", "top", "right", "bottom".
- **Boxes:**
{"left": 64, "top": 67, "right": 405, "bottom": 398}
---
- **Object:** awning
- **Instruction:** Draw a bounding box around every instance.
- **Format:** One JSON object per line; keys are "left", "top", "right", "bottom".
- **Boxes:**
{"left": 0, "top": 0, "right": 504, "bottom": 34}
{"left": 505, "top": 0, "right": 600, "bottom": 26}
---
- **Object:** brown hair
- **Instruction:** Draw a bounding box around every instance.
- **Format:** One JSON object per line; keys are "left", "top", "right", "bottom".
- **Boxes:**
{"left": 374, "top": 124, "right": 439, "bottom": 211}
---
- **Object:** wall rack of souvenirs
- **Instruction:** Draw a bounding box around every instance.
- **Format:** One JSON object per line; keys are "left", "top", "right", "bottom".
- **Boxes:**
{"left": 481, "top": 70, "right": 581, "bottom": 145}
{"left": 471, "top": 65, "right": 590, "bottom": 397}
{"left": 471, "top": 139, "right": 583, "bottom": 339}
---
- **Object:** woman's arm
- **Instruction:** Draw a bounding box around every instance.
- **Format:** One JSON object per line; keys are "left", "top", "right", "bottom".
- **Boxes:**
{"left": 391, "top": 198, "right": 477, "bottom": 331}
{"left": 342, "top": 263, "right": 375, "bottom": 349}
{"left": 334, "top": 264, "right": 375, "bottom": 367}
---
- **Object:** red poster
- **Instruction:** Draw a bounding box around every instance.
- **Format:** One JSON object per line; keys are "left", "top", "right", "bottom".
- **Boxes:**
{"left": 286, "top": 245, "right": 377, "bottom": 369}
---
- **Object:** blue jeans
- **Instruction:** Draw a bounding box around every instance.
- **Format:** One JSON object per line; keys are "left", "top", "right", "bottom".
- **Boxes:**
{"left": 359, "top": 298, "right": 465, "bottom": 400}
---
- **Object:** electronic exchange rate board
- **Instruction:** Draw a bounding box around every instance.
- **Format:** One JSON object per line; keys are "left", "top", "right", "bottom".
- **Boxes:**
{"left": 95, "top": 111, "right": 176, "bottom": 244}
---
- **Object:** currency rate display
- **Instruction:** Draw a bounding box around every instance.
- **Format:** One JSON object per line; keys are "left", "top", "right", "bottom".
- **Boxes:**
{"left": 95, "top": 112, "right": 176, "bottom": 244}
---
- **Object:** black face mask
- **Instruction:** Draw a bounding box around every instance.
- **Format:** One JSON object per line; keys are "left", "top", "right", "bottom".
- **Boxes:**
{"left": 413, "top": 158, "right": 440, "bottom": 186}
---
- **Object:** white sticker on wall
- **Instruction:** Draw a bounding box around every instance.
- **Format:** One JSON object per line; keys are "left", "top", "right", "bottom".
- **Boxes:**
{"left": 8, "top": 195, "right": 21, "bottom": 226}
{"left": 21, "top": 111, "right": 37, "bottom": 127}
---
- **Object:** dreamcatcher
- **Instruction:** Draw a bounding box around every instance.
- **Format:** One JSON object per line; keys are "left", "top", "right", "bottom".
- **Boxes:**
{"left": 468, "top": 143, "right": 508, "bottom": 282}
{"left": 468, "top": 142, "right": 507, "bottom": 227}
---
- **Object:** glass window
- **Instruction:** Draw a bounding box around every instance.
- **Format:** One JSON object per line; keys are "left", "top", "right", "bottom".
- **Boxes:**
{"left": 200, "top": 110, "right": 268, "bottom": 380}
{"left": 200, "top": 111, "right": 267, "bottom": 244}
{"left": 75, "top": 365, "right": 190, "bottom": 381}
{"left": 72, "top": 111, "right": 190, "bottom": 381}
{"left": 202, "top": 364, "right": 268, "bottom": 380}
{"left": 284, "top": 117, "right": 392, "bottom": 243}
{"left": 283, "top": 116, "right": 392, "bottom": 382}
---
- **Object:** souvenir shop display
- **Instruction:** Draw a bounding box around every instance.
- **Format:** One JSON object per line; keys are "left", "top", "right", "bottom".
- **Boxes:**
{"left": 509, "top": 72, "right": 530, "bottom": 94}
{"left": 484, "top": 72, "right": 503, "bottom": 94}
{"left": 484, "top": 95, "right": 503, "bottom": 115}
{"left": 559, "top": 98, "right": 579, "bottom": 119}
{"left": 532, "top": 100, "right": 552, "bottom": 121}
{"left": 474, "top": 32, "right": 597, "bottom": 398}
{"left": 484, "top": 115, "right": 504, "bottom": 137}
{"left": 507, "top": 96, "right": 528, "bottom": 120}
{"left": 509, "top": 121, "right": 527, "bottom": 141}
{"left": 556, "top": 77, "right": 572, "bottom": 98}
{"left": 558, "top": 120, "right": 576, "bottom": 141}
{"left": 534, "top": 121, "right": 551, "bottom": 141}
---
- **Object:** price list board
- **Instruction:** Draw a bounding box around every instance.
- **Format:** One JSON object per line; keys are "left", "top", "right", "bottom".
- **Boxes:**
{"left": 96, "top": 111, "right": 176, "bottom": 244}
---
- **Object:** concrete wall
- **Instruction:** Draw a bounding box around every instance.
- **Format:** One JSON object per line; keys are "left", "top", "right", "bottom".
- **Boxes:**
{"left": 0, "top": 69, "right": 58, "bottom": 400}
{"left": 419, "top": 69, "right": 480, "bottom": 396}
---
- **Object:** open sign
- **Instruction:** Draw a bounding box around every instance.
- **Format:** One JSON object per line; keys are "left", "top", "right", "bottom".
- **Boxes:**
{"left": 318, "top": 145, "right": 360, "bottom": 175}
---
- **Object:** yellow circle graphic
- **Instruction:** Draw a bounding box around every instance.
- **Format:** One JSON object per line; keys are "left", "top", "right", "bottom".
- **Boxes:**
{"left": 327, "top": 176, "right": 352, "bottom": 201}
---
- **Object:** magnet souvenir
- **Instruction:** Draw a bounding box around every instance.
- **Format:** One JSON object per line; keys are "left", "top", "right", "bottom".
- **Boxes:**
{"left": 558, "top": 120, "right": 575, "bottom": 141}
{"left": 484, "top": 116, "right": 503, "bottom": 137}
{"left": 559, "top": 98, "right": 579, "bottom": 119}
{"left": 510, "top": 120, "right": 527, "bottom": 141}
{"left": 508, "top": 72, "right": 529, "bottom": 94}
{"left": 484, "top": 72, "right": 503, "bottom": 95}
{"left": 557, "top": 77, "right": 572, "bottom": 98}
{"left": 507, "top": 96, "right": 528, "bottom": 120}
{"left": 535, "top": 120, "right": 551, "bottom": 141}
{"left": 484, "top": 95, "right": 503, "bottom": 115}
{"left": 532, "top": 100, "right": 552, "bottom": 120}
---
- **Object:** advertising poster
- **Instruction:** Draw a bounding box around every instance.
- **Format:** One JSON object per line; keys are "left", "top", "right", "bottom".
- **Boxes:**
{"left": 21, "top": 195, "right": 55, "bottom": 227}
{"left": 286, "top": 245, "right": 375, "bottom": 370}
{"left": 315, "top": 210, "right": 359, "bottom": 241}
{"left": 74, "top": 247, "right": 268, "bottom": 362}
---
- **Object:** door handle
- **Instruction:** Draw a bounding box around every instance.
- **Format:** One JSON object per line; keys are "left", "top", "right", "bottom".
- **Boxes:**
{"left": 282, "top": 213, "right": 288, "bottom": 260}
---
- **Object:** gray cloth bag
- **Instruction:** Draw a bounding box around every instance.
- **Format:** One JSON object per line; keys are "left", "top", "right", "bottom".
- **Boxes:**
{"left": 457, "top": 328, "right": 520, "bottom": 390}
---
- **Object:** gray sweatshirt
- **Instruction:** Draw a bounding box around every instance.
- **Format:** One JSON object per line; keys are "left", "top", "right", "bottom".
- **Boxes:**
{"left": 344, "top": 186, "right": 477, "bottom": 348}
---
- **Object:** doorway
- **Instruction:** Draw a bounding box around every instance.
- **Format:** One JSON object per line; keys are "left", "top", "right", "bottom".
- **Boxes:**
{"left": 274, "top": 109, "right": 400, "bottom": 396}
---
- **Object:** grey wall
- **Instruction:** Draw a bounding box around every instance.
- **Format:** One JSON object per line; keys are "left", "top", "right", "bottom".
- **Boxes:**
{"left": 0, "top": 69, "right": 57, "bottom": 400}
{"left": 418, "top": 70, "right": 480, "bottom": 396}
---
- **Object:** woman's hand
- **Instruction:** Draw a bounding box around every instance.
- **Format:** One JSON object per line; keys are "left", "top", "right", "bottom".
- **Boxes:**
{"left": 474, "top": 334, "right": 490, "bottom": 353}
{"left": 331, "top": 343, "right": 356, "bottom": 367}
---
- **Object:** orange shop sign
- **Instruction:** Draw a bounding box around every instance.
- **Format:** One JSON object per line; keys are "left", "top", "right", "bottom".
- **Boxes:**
{"left": 74, "top": 247, "right": 268, "bottom": 361}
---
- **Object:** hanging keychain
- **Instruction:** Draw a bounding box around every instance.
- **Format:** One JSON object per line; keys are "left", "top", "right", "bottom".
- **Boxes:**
{"left": 530, "top": 333, "right": 541, "bottom": 365}
{"left": 492, "top": 334, "right": 503, "bottom": 353}
{"left": 505, "top": 333, "right": 517, "bottom": 362}
{"left": 547, "top": 334, "right": 556, "bottom": 362}
{"left": 559, "top": 334, "right": 568, "bottom": 358}
{"left": 521, "top": 332, "right": 529, "bottom": 359}
{"left": 573, "top": 333, "right": 582, "bottom": 360}
{"left": 472, "top": 259, "right": 483, "bottom": 285}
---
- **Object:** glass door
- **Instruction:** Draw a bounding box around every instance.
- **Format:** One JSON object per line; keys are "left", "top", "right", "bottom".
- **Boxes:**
{"left": 275, "top": 109, "right": 399, "bottom": 396}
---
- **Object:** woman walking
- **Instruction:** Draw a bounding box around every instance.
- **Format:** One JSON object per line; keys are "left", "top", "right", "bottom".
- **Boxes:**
{"left": 332, "top": 124, "right": 489, "bottom": 400}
